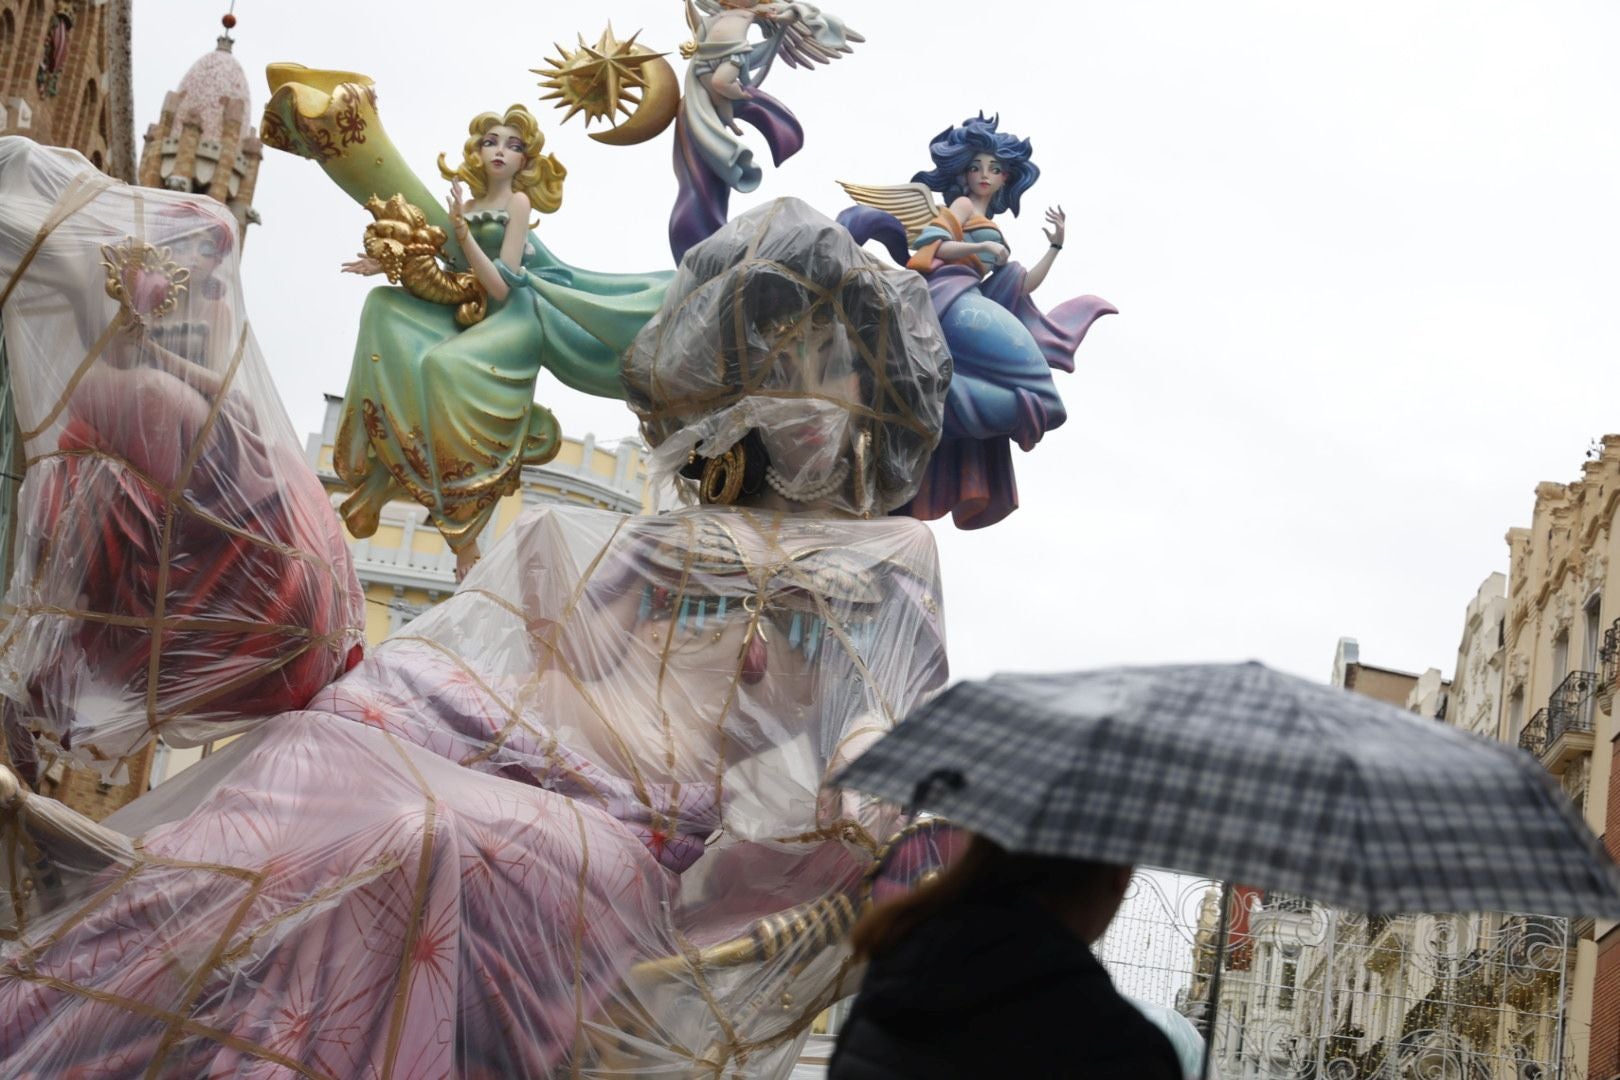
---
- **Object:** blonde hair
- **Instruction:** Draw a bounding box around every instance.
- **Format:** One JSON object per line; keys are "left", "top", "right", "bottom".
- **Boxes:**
{"left": 437, "top": 105, "right": 565, "bottom": 215}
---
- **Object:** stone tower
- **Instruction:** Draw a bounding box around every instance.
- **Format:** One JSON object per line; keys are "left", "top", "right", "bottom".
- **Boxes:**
{"left": 0, "top": 0, "right": 135, "bottom": 178}
{"left": 136, "top": 11, "right": 262, "bottom": 239}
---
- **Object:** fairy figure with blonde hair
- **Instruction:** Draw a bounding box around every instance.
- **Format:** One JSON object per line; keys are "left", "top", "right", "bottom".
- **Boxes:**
{"left": 259, "top": 73, "right": 673, "bottom": 578}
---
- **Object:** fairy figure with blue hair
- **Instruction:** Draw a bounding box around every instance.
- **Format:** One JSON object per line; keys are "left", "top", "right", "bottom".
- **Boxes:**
{"left": 841, "top": 114, "right": 1114, "bottom": 530}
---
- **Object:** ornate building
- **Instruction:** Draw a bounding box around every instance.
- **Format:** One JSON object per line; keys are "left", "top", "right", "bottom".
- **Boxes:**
{"left": 1448, "top": 573, "right": 1507, "bottom": 742}
{"left": 135, "top": 13, "right": 262, "bottom": 236}
{"left": 1175, "top": 633, "right": 1575, "bottom": 1080}
{"left": 0, "top": 0, "right": 134, "bottom": 178}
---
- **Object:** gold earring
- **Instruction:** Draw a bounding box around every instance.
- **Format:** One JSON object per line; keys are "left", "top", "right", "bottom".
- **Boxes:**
{"left": 852, "top": 428, "right": 875, "bottom": 516}
{"left": 700, "top": 444, "right": 747, "bottom": 505}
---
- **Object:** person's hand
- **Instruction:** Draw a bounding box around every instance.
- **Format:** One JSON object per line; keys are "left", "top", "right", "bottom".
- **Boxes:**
{"left": 340, "top": 254, "right": 383, "bottom": 276}
{"left": 446, "top": 182, "right": 470, "bottom": 240}
{"left": 977, "top": 240, "right": 1009, "bottom": 263}
{"left": 1043, "top": 205, "right": 1066, "bottom": 248}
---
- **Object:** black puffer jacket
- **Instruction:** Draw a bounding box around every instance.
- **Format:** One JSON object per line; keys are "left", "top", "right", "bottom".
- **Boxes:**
{"left": 829, "top": 892, "right": 1183, "bottom": 1080}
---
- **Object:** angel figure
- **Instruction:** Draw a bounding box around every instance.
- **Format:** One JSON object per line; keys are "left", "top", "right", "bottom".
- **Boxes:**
{"left": 671, "top": 0, "right": 863, "bottom": 261}
{"left": 261, "top": 69, "right": 673, "bottom": 579}
{"left": 841, "top": 113, "right": 1116, "bottom": 530}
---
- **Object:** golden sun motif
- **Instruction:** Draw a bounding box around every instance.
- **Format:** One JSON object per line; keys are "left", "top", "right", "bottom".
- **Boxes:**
{"left": 533, "top": 25, "right": 679, "bottom": 146}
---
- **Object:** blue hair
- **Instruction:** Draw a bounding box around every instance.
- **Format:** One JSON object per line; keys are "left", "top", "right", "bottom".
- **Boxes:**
{"left": 910, "top": 113, "right": 1040, "bottom": 218}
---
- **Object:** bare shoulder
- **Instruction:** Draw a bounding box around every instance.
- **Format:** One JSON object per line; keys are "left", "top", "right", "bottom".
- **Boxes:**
{"left": 947, "top": 196, "right": 975, "bottom": 225}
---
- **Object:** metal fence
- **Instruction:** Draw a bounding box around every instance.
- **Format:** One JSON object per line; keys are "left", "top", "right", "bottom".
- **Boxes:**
{"left": 1094, "top": 871, "right": 1579, "bottom": 1080}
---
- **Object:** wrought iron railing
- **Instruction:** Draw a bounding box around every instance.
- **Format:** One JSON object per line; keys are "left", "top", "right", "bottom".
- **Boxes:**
{"left": 1264, "top": 891, "right": 1313, "bottom": 912}
{"left": 1546, "top": 670, "right": 1598, "bottom": 746}
{"left": 1518, "top": 709, "right": 1548, "bottom": 756}
{"left": 1603, "top": 619, "right": 1620, "bottom": 693}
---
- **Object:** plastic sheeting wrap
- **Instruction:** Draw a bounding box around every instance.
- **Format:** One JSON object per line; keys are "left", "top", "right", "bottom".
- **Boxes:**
{"left": 625, "top": 197, "right": 950, "bottom": 518}
{"left": 0, "top": 138, "right": 366, "bottom": 776}
{"left": 0, "top": 171, "right": 955, "bottom": 1074}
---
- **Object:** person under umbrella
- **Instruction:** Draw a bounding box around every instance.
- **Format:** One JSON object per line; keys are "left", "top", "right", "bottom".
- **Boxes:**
{"left": 833, "top": 662, "right": 1620, "bottom": 1080}
{"left": 828, "top": 835, "right": 1182, "bottom": 1080}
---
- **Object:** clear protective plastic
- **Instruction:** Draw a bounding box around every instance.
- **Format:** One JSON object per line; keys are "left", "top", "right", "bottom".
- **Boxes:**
{"left": 625, "top": 197, "right": 951, "bottom": 517}
{"left": 0, "top": 137, "right": 366, "bottom": 778}
{"left": 0, "top": 149, "right": 954, "bottom": 1075}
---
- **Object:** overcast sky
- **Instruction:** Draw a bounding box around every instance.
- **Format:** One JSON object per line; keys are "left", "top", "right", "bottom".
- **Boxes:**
{"left": 133, "top": 2, "right": 1620, "bottom": 686}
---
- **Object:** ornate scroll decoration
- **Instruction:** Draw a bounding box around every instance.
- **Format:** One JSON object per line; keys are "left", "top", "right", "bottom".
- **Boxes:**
{"left": 99, "top": 237, "right": 189, "bottom": 328}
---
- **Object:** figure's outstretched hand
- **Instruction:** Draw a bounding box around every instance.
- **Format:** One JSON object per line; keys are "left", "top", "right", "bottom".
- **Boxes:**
{"left": 1043, "top": 205, "right": 1066, "bottom": 248}
{"left": 446, "top": 182, "right": 471, "bottom": 243}
{"left": 341, "top": 253, "right": 383, "bottom": 276}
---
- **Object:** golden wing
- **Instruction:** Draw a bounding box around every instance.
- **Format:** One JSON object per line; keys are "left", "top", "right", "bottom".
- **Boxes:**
{"left": 837, "top": 181, "right": 943, "bottom": 245}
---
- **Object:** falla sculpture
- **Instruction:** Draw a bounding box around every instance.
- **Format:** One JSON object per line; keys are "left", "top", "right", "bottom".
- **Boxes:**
{"left": 0, "top": 8, "right": 1113, "bottom": 1079}
{"left": 261, "top": 67, "right": 673, "bottom": 580}
{"left": 841, "top": 113, "right": 1116, "bottom": 530}
{"left": 539, "top": 3, "right": 864, "bottom": 263}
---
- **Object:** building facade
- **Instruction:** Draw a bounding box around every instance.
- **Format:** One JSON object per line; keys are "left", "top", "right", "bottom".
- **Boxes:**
{"left": 0, "top": 0, "right": 133, "bottom": 177}
{"left": 1330, "top": 637, "right": 1425, "bottom": 708}
{"left": 1496, "top": 441, "right": 1620, "bottom": 1077}
{"left": 1449, "top": 573, "right": 1507, "bottom": 742}
{"left": 1175, "top": 633, "right": 1573, "bottom": 1080}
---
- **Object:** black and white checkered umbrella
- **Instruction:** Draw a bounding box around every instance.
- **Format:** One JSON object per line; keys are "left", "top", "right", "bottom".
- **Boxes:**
{"left": 834, "top": 662, "right": 1620, "bottom": 917}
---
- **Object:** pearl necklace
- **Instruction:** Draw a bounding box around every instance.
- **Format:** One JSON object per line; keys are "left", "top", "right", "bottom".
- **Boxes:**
{"left": 765, "top": 459, "right": 850, "bottom": 503}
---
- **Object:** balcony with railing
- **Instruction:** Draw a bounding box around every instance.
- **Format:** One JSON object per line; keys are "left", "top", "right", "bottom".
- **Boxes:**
{"left": 1601, "top": 619, "right": 1620, "bottom": 712}
{"left": 1518, "top": 709, "right": 1548, "bottom": 757}
{"left": 1542, "top": 670, "right": 1597, "bottom": 773}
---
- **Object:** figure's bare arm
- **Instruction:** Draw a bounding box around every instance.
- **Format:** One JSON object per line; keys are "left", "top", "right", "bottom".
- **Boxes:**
{"left": 447, "top": 182, "right": 509, "bottom": 302}
{"left": 1022, "top": 205, "right": 1065, "bottom": 295}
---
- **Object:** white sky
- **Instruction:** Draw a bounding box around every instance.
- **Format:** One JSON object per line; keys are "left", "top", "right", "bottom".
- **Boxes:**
{"left": 133, "top": 1, "right": 1620, "bottom": 685}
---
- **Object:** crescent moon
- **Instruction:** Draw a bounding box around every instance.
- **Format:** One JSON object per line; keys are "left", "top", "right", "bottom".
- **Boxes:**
{"left": 590, "top": 49, "right": 679, "bottom": 146}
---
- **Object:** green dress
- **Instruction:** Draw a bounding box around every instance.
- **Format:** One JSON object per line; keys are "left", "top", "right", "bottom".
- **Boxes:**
{"left": 260, "top": 67, "right": 672, "bottom": 554}
{"left": 334, "top": 210, "right": 669, "bottom": 552}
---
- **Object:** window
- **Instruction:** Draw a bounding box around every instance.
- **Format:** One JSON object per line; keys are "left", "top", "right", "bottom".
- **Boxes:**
{"left": 0, "top": 11, "right": 15, "bottom": 97}
{"left": 1585, "top": 596, "right": 1603, "bottom": 671}
{"left": 13, "top": 0, "right": 43, "bottom": 98}
{"left": 1278, "top": 959, "right": 1298, "bottom": 1010}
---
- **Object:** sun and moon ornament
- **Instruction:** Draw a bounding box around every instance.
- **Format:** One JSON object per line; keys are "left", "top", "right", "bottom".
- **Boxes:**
{"left": 533, "top": 25, "right": 680, "bottom": 146}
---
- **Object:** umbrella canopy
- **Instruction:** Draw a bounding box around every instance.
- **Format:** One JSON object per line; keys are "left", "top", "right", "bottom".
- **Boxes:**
{"left": 834, "top": 662, "right": 1620, "bottom": 918}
